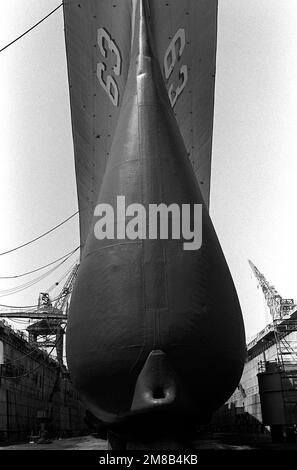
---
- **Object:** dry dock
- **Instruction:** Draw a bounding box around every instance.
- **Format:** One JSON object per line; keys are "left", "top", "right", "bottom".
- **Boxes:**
{"left": 1, "top": 433, "right": 297, "bottom": 451}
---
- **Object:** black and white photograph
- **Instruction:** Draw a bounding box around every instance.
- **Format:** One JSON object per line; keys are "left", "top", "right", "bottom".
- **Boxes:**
{"left": 0, "top": 0, "right": 297, "bottom": 463}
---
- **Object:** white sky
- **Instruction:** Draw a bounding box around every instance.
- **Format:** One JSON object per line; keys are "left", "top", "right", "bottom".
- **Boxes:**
{"left": 0, "top": 0, "right": 297, "bottom": 340}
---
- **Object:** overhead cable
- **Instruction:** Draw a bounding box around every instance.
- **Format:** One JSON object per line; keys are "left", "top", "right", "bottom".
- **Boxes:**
{"left": 0, "top": 246, "right": 80, "bottom": 279}
{"left": 0, "top": 210, "right": 79, "bottom": 256}
{"left": 0, "top": 253, "right": 75, "bottom": 297}
{"left": 47, "top": 259, "right": 79, "bottom": 293}
{"left": 0, "top": 302, "right": 41, "bottom": 309}
{"left": 0, "top": 3, "right": 63, "bottom": 53}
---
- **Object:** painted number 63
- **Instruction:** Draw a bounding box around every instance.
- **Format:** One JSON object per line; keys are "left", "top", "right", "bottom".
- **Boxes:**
{"left": 164, "top": 28, "right": 188, "bottom": 107}
{"left": 97, "top": 28, "right": 121, "bottom": 107}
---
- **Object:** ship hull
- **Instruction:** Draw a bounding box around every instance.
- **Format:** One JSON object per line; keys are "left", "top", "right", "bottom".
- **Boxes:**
{"left": 64, "top": 0, "right": 246, "bottom": 440}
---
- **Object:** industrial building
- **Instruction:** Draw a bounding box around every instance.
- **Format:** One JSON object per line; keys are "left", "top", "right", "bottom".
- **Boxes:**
{"left": 213, "top": 263, "right": 297, "bottom": 442}
{"left": 0, "top": 319, "right": 87, "bottom": 443}
{"left": 0, "top": 265, "right": 88, "bottom": 444}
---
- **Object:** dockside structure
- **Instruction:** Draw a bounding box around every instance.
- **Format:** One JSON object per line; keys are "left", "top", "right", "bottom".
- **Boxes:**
{"left": 0, "top": 320, "right": 87, "bottom": 443}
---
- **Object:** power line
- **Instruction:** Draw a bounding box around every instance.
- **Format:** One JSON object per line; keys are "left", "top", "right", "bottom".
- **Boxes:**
{"left": 0, "top": 254, "right": 75, "bottom": 297}
{"left": 0, "top": 3, "right": 63, "bottom": 53}
{"left": 0, "top": 295, "right": 62, "bottom": 310}
{"left": 0, "top": 246, "right": 80, "bottom": 279}
{"left": 0, "top": 303, "right": 41, "bottom": 309}
{"left": 0, "top": 210, "right": 79, "bottom": 256}
{"left": 47, "top": 259, "right": 79, "bottom": 293}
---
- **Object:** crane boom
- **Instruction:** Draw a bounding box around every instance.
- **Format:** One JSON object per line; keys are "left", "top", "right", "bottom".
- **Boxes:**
{"left": 248, "top": 260, "right": 295, "bottom": 320}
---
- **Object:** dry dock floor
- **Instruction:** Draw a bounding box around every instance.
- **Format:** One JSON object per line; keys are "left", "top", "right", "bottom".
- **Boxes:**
{"left": 1, "top": 433, "right": 297, "bottom": 450}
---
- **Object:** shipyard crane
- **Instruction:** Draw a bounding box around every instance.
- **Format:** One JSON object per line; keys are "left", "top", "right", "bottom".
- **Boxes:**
{"left": 0, "top": 263, "right": 79, "bottom": 363}
{"left": 0, "top": 263, "right": 79, "bottom": 320}
{"left": 248, "top": 260, "right": 295, "bottom": 321}
{"left": 52, "top": 262, "right": 79, "bottom": 314}
{"left": 248, "top": 261, "right": 297, "bottom": 422}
